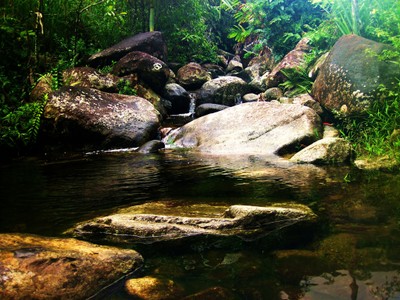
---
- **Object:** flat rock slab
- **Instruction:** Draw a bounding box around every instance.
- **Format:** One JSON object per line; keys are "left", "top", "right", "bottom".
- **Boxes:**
{"left": 0, "top": 233, "right": 143, "bottom": 300}
{"left": 70, "top": 203, "right": 317, "bottom": 244}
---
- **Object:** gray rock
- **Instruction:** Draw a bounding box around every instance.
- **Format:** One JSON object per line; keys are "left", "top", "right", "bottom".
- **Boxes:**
{"left": 163, "top": 83, "right": 191, "bottom": 114}
{"left": 71, "top": 203, "right": 317, "bottom": 243}
{"left": 312, "top": 34, "right": 400, "bottom": 115}
{"left": 323, "top": 125, "right": 340, "bottom": 138}
{"left": 197, "top": 76, "right": 252, "bottom": 106}
{"left": 0, "top": 233, "right": 143, "bottom": 300}
{"left": 195, "top": 103, "right": 229, "bottom": 118}
{"left": 292, "top": 93, "right": 324, "bottom": 115}
{"left": 226, "top": 55, "right": 243, "bottom": 73}
{"left": 242, "top": 93, "right": 259, "bottom": 102}
{"left": 88, "top": 31, "right": 167, "bottom": 67}
{"left": 42, "top": 86, "right": 161, "bottom": 151}
{"left": 164, "top": 102, "right": 322, "bottom": 156}
{"left": 290, "top": 137, "right": 352, "bottom": 164}
{"left": 137, "top": 140, "right": 165, "bottom": 153}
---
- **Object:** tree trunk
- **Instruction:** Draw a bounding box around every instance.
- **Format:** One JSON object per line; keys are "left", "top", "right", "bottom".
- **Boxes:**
{"left": 149, "top": 0, "right": 155, "bottom": 31}
{"left": 351, "top": 0, "right": 360, "bottom": 35}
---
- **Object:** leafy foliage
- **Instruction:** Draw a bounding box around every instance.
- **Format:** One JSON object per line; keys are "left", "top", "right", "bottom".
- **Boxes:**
{"left": 309, "top": 0, "right": 400, "bottom": 53}
{"left": 221, "top": 0, "right": 325, "bottom": 59}
{"left": 279, "top": 67, "right": 313, "bottom": 96}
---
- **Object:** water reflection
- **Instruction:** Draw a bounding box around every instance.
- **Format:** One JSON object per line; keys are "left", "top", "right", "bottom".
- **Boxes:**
{"left": 1, "top": 151, "right": 400, "bottom": 299}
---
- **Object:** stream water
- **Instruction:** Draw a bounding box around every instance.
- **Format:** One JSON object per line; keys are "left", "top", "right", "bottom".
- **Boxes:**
{"left": 1, "top": 150, "right": 400, "bottom": 299}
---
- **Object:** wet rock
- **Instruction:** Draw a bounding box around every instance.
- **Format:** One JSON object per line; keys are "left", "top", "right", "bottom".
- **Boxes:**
{"left": 290, "top": 137, "right": 352, "bottom": 165}
{"left": 88, "top": 31, "right": 167, "bottom": 67}
{"left": 70, "top": 203, "right": 317, "bottom": 243}
{"left": 62, "top": 67, "right": 120, "bottom": 92}
{"left": 263, "top": 37, "right": 311, "bottom": 89}
{"left": 354, "top": 156, "right": 399, "bottom": 171}
{"left": 197, "top": 76, "right": 253, "bottom": 106}
{"left": 312, "top": 34, "right": 400, "bottom": 115}
{"left": 177, "top": 62, "right": 212, "bottom": 90}
{"left": 0, "top": 233, "right": 143, "bottom": 300}
{"left": 137, "top": 140, "right": 165, "bottom": 153}
{"left": 125, "top": 276, "right": 184, "bottom": 300}
{"left": 41, "top": 86, "right": 161, "bottom": 151}
{"left": 164, "top": 102, "right": 322, "bottom": 156}
{"left": 195, "top": 103, "right": 229, "bottom": 118}
{"left": 163, "top": 83, "right": 191, "bottom": 114}
{"left": 112, "top": 51, "right": 170, "bottom": 93}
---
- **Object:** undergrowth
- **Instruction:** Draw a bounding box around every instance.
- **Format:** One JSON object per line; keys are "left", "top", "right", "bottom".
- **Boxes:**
{"left": 335, "top": 81, "right": 400, "bottom": 162}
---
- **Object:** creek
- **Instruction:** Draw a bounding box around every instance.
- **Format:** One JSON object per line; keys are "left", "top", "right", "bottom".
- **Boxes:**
{"left": 1, "top": 150, "right": 400, "bottom": 299}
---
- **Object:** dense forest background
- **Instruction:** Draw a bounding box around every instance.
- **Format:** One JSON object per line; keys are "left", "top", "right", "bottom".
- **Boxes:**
{"left": 1, "top": 0, "right": 399, "bottom": 157}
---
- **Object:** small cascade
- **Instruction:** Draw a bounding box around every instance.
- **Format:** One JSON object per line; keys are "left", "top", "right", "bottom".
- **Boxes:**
{"left": 234, "top": 93, "right": 243, "bottom": 105}
{"left": 165, "top": 93, "right": 197, "bottom": 127}
{"left": 188, "top": 93, "right": 196, "bottom": 115}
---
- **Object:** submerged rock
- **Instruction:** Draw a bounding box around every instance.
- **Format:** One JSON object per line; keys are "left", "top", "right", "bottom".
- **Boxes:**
{"left": 164, "top": 102, "right": 322, "bottom": 157}
{"left": 125, "top": 276, "right": 184, "bottom": 300}
{"left": 0, "top": 233, "right": 143, "bottom": 300}
{"left": 70, "top": 203, "right": 317, "bottom": 244}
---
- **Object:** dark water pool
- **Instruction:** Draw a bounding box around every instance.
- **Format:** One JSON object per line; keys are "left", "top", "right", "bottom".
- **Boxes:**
{"left": 1, "top": 150, "right": 400, "bottom": 299}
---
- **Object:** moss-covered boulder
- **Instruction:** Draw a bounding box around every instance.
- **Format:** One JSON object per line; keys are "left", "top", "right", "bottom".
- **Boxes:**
{"left": 42, "top": 86, "right": 161, "bottom": 151}
{"left": 312, "top": 34, "right": 400, "bottom": 115}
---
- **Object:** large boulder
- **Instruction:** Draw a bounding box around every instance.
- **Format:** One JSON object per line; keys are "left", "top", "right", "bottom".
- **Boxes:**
{"left": 0, "top": 233, "right": 143, "bottom": 300}
{"left": 197, "top": 76, "right": 252, "bottom": 106}
{"left": 263, "top": 37, "right": 311, "bottom": 89}
{"left": 112, "top": 51, "right": 170, "bottom": 93}
{"left": 177, "top": 62, "right": 212, "bottom": 89}
{"left": 312, "top": 34, "right": 400, "bottom": 115}
{"left": 70, "top": 202, "right": 317, "bottom": 243}
{"left": 41, "top": 86, "right": 161, "bottom": 151}
{"left": 88, "top": 31, "right": 168, "bottom": 67}
{"left": 62, "top": 67, "right": 120, "bottom": 92}
{"left": 164, "top": 102, "right": 322, "bottom": 156}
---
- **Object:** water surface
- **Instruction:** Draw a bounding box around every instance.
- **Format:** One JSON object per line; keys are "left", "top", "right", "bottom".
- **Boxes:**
{"left": 1, "top": 150, "right": 399, "bottom": 299}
